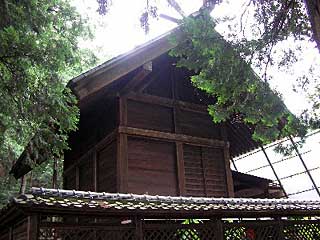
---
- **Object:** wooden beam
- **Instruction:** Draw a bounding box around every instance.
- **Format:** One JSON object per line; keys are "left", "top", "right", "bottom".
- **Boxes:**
{"left": 120, "top": 64, "right": 152, "bottom": 96}
{"left": 119, "top": 126, "right": 226, "bottom": 148}
{"left": 176, "top": 142, "right": 185, "bottom": 196}
{"left": 127, "top": 92, "right": 208, "bottom": 114}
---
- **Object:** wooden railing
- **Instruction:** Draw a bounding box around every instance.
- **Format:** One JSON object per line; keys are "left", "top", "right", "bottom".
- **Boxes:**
{"left": 37, "top": 217, "right": 320, "bottom": 240}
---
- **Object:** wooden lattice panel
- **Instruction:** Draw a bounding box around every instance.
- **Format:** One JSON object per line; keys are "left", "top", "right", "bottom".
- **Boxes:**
{"left": 224, "top": 225, "right": 279, "bottom": 240}
{"left": 144, "top": 224, "right": 218, "bottom": 240}
{"left": 284, "top": 222, "right": 320, "bottom": 239}
{"left": 38, "top": 227, "right": 135, "bottom": 240}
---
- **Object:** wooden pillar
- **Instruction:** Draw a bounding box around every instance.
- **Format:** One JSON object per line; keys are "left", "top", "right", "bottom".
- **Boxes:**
{"left": 221, "top": 124, "right": 234, "bottom": 197}
{"left": 176, "top": 142, "right": 185, "bottom": 195}
{"left": 117, "top": 97, "right": 128, "bottom": 193}
{"left": 117, "top": 134, "right": 128, "bottom": 192}
{"left": 27, "top": 215, "right": 38, "bottom": 240}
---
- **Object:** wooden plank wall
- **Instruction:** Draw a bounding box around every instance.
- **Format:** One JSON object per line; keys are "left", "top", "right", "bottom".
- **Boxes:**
{"left": 121, "top": 68, "right": 232, "bottom": 196}
{"left": 12, "top": 218, "right": 28, "bottom": 240}
{"left": 63, "top": 97, "right": 118, "bottom": 192}
{"left": 127, "top": 137, "right": 177, "bottom": 195}
{"left": 97, "top": 141, "right": 117, "bottom": 192}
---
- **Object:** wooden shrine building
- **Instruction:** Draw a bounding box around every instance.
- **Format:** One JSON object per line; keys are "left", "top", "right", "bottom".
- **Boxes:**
{"left": 2, "top": 24, "right": 320, "bottom": 240}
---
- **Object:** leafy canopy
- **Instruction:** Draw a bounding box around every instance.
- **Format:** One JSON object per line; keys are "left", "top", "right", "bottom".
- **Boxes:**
{"left": 170, "top": 11, "right": 308, "bottom": 144}
{"left": 0, "top": 0, "right": 95, "bottom": 203}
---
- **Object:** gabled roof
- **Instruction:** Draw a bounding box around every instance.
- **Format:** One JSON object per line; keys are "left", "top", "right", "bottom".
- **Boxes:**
{"left": 68, "top": 28, "right": 183, "bottom": 100}
{"left": 1, "top": 187, "right": 319, "bottom": 226}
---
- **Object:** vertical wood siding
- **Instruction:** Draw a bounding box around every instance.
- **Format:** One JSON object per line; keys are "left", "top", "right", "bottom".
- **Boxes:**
{"left": 64, "top": 167, "right": 76, "bottom": 190}
{"left": 12, "top": 219, "right": 28, "bottom": 240}
{"left": 97, "top": 141, "right": 117, "bottom": 193}
{"left": 127, "top": 137, "right": 178, "bottom": 195}
{"left": 78, "top": 153, "right": 94, "bottom": 191}
{"left": 184, "top": 144, "right": 227, "bottom": 197}
{"left": 176, "top": 109, "right": 221, "bottom": 139}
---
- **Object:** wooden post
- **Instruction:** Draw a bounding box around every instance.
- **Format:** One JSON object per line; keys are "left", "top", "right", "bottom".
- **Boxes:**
{"left": 176, "top": 142, "right": 185, "bottom": 195}
{"left": 75, "top": 165, "right": 79, "bottom": 190}
{"left": 135, "top": 217, "right": 144, "bottom": 240}
{"left": 201, "top": 147, "right": 208, "bottom": 196}
{"left": 27, "top": 215, "right": 38, "bottom": 240}
{"left": 52, "top": 158, "right": 58, "bottom": 189}
{"left": 117, "top": 133, "right": 128, "bottom": 192}
{"left": 214, "top": 219, "right": 224, "bottom": 239}
{"left": 223, "top": 142, "right": 234, "bottom": 197}
{"left": 221, "top": 124, "right": 234, "bottom": 197}
{"left": 278, "top": 218, "right": 285, "bottom": 240}
{"left": 119, "top": 97, "right": 127, "bottom": 126}
{"left": 8, "top": 227, "right": 13, "bottom": 240}
{"left": 93, "top": 151, "right": 97, "bottom": 192}
{"left": 117, "top": 96, "right": 128, "bottom": 193}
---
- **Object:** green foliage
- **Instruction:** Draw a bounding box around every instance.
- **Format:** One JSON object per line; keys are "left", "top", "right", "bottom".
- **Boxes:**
{"left": 0, "top": 0, "right": 96, "bottom": 205}
{"left": 170, "top": 11, "right": 309, "bottom": 144}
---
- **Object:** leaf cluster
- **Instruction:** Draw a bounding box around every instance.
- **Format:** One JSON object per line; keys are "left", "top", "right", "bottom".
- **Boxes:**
{"left": 170, "top": 11, "right": 308, "bottom": 144}
{"left": 0, "top": 0, "right": 96, "bottom": 203}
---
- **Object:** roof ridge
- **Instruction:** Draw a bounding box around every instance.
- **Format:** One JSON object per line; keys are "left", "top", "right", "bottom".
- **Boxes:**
{"left": 29, "top": 187, "right": 320, "bottom": 204}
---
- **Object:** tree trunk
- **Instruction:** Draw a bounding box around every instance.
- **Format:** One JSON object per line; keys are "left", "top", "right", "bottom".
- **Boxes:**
{"left": 303, "top": 0, "right": 320, "bottom": 52}
{"left": 19, "top": 175, "right": 27, "bottom": 194}
{"left": 52, "top": 158, "right": 58, "bottom": 189}
{"left": 0, "top": 0, "right": 10, "bottom": 29}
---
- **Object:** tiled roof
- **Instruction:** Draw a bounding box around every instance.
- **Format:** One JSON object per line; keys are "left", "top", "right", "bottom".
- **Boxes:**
{"left": 4, "top": 187, "right": 320, "bottom": 218}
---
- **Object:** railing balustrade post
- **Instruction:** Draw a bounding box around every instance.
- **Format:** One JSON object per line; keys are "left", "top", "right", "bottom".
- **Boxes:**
{"left": 277, "top": 218, "right": 284, "bottom": 240}
{"left": 214, "top": 219, "right": 223, "bottom": 240}
{"left": 135, "top": 217, "right": 143, "bottom": 240}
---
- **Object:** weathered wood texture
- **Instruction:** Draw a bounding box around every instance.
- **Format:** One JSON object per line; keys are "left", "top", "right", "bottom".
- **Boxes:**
{"left": 78, "top": 153, "right": 94, "bottom": 191}
{"left": 176, "top": 109, "right": 221, "bottom": 139}
{"left": 64, "top": 98, "right": 117, "bottom": 170}
{"left": 184, "top": 145, "right": 227, "bottom": 197}
{"left": 0, "top": 230, "right": 9, "bottom": 240}
{"left": 97, "top": 141, "right": 117, "bottom": 193}
{"left": 12, "top": 219, "right": 28, "bottom": 240}
{"left": 64, "top": 167, "right": 76, "bottom": 190}
{"left": 127, "top": 137, "right": 178, "bottom": 195}
{"left": 127, "top": 99, "right": 174, "bottom": 133}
